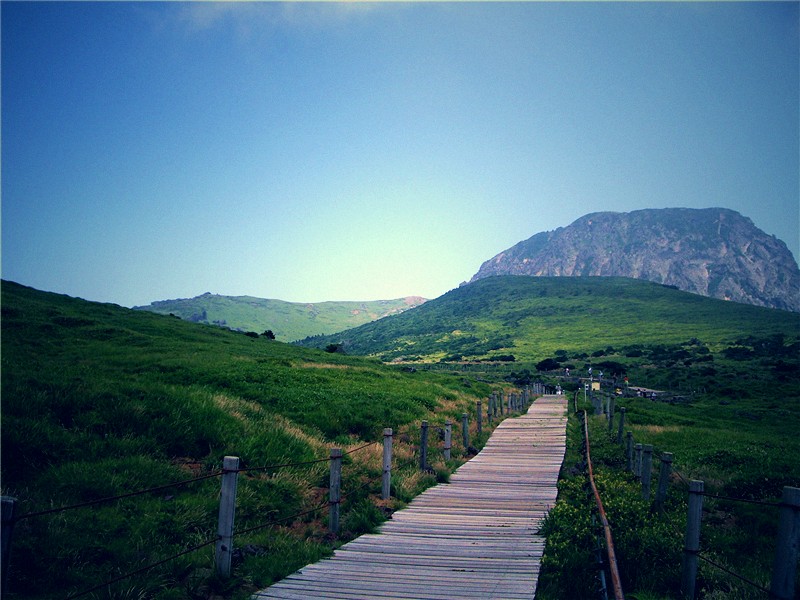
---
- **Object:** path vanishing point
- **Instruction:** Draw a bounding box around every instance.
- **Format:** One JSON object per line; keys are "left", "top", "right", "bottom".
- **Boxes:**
{"left": 254, "top": 394, "right": 568, "bottom": 600}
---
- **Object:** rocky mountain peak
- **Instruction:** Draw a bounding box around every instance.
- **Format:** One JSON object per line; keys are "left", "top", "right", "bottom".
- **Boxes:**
{"left": 470, "top": 208, "right": 800, "bottom": 312}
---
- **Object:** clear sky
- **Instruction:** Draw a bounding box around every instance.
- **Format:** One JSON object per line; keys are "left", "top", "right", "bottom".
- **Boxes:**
{"left": 2, "top": 2, "right": 798, "bottom": 307}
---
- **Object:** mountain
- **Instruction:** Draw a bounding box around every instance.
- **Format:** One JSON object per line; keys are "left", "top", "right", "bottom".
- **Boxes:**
{"left": 133, "top": 293, "right": 426, "bottom": 342}
{"left": 296, "top": 275, "right": 800, "bottom": 363}
{"left": 469, "top": 208, "right": 800, "bottom": 312}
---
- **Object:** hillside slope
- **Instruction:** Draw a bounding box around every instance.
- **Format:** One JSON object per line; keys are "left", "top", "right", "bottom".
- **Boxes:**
{"left": 0, "top": 280, "right": 489, "bottom": 598}
{"left": 133, "top": 293, "right": 426, "bottom": 342}
{"left": 296, "top": 276, "right": 800, "bottom": 362}
{"left": 470, "top": 208, "right": 800, "bottom": 312}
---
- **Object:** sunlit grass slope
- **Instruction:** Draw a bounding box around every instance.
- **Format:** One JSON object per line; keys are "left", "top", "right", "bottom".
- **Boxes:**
{"left": 0, "top": 281, "right": 494, "bottom": 599}
{"left": 134, "top": 293, "right": 425, "bottom": 342}
{"left": 297, "top": 276, "right": 799, "bottom": 362}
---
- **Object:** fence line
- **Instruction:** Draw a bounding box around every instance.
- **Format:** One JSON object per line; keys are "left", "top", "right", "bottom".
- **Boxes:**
{"left": 63, "top": 535, "right": 221, "bottom": 600}
{"left": 11, "top": 470, "right": 224, "bottom": 522}
{"left": 582, "top": 410, "right": 625, "bottom": 600}
{"left": 583, "top": 390, "right": 799, "bottom": 600}
{"left": 4, "top": 385, "right": 538, "bottom": 598}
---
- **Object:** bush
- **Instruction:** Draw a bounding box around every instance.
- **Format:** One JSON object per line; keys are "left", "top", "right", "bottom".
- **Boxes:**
{"left": 536, "top": 358, "right": 561, "bottom": 372}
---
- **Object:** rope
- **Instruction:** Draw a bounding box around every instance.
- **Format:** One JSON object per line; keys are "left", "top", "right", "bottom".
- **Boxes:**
{"left": 236, "top": 456, "right": 331, "bottom": 473}
{"left": 237, "top": 441, "right": 376, "bottom": 473}
{"left": 583, "top": 411, "right": 625, "bottom": 600}
{"left": 234, "top": 500, "right": 331, "bottom": 537}
{"left": 14, "top": 471, "right": 223, "bottom": 522}
{"left": 342, "top": 441, "right": 378, "bottom": 456}
{"left": 63, "top": 535, "right": 219, "bottom": 600}
{"left": 695, "top": 551, "right": 772, "bottom": 595}
{"left": 699, "top": 492, "right": 780, "bottom": 508}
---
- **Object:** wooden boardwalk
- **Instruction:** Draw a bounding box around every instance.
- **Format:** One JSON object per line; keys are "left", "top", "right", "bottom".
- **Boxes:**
{"left": 254, "top": 395, "right": 568, "bottom": 600}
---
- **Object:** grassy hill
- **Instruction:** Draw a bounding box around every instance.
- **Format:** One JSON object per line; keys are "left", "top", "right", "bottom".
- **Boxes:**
{"left": 133, "top": 293, "right": 426, "bottom": 342}
{"left": 0, "top": 281, "right": 493, "bottom": 599}
{"left": 297, "top": 276, "right": 799, "bottom": 363}
{"left": 4, "top": 277, "right": 799, "bottom": 599}
{"left": 293, "top": 276, "right": 800, "bottom": 598}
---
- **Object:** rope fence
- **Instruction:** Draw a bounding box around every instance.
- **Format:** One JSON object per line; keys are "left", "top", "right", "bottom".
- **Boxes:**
{"left": 2, "top": 385, "right": 539, "bottom": 599}
{"left": 582, "top": 389, "right": 799, "bottom": 600}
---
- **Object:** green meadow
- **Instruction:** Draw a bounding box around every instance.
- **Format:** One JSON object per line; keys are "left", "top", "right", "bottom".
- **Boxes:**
{"left": 134, "top": 293, "right": 424, "bottom": 343}
{"left": 297, "top": 276, "right": 796, "bottom": 362}
{"left": 1, "top": 281, "right": 502, "bottom": 599}
{"left": 3, "top": 276, "right": 799, "bottom": 599}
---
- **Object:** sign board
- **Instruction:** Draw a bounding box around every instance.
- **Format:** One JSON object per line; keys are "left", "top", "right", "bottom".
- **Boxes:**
{"left": 591, "top": 382, "right": 601, "bottom": 391}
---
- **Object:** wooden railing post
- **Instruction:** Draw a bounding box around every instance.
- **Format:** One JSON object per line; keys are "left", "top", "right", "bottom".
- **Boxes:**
{"left": 215, "top": 456, "right": 239, "bottom": 578}
{"left": 641, "top": 445, "right": 653, "bottom": 500}
{"left": 487, "top": 396, "right": 493, "bottom": 424}
{"left": 420, "top": 421, "right": 429, "bottom": 471}
{"left": 634, "top": 443, "right": 643, "bottom": 478}
{"left": 382, "top": 428, "right": 393, "bottom": 500}
{"left": 477, "top": 400, "right": 482, "bottom": 437}
{"left": 617, "top": 407, "right": 626, "bottom": 444}
{"left": 2, "top": 496, "right": 17, "bottom": 596}
{"left": 329, "top": 448, "right": 342, "bottom": 534}
{"left": 681, "top": 480, "right": 704, "bottom": 599}
{"left": 444, "top": 420, "right": 452, "bottom": 460}
{"left": 654, "top": 452, "right": 672, "bottom": 510}
{"left": 626, "top": 432, "right": 634, "bottom": 472}
{"left": 607, "top": 397, "right": 616, "bottom": 432}
{"left": 462, "top": 413, "right": 469, "bottom": 451}
{"left": 770, "top": 486, "right": 800, "bottom": 600}
{"left": 500, "top": 392, "right": 505, "bottom": 415}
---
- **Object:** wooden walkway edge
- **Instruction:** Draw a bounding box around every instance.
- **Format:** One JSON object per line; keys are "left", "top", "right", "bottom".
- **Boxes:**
{"left": 254, "top": 395, "right": 568, "bottom": 600}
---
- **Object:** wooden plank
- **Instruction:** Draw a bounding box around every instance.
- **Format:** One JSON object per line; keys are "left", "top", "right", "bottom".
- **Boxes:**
{"left": 253, "top": 395, "right": 567, "bottom": 600}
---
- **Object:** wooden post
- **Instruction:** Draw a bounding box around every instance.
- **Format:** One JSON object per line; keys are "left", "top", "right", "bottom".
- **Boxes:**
{"left": 654, "top": 452, "right": 672, "bottom": 510}
{"left": 770, "top": 486, "right": 800, "bottom": 600}
{"left": 215, "top": 456, "right": 239, "bottom": 578}
{"left": 382, "top": 428, "right": 393, "bottom": 500}
{"left": 420, "top": 421, "right": 429, "bottom": 471}
{"left": 444, "top": 420, "right": 452, "bottom": 460}
{"left": 681, "top": 480, "right": 704, "bottom": 599}
{"left": 462, "top": 413, "right": 469, "bottom": 451}
{"left": 492, "top": 392, "right": 498, "bottom": 417}
{"left": 2, "top": 496, "right": 17, "bottom": 596}
{"left": 641, "top": 445, "right": 653, "bottom": 500}
{"left": 500, "top": 392, "right": 505, "bottom": 415}
{"left": 626, "top": 432, "right": 633, "bottom": 472}
{"left": 617, "top": 407, "right": 626, "bottom": 444}
{"left": 634, "top": 443, "right": 643, "bottom": 478}
{"left": 607, "top": 397, "right": 615, "bottom": 432}
{"left": 329, "top": 448, "right": 342, "bottom": 534}
{"left": 477, "top": 400, "right": 482, "bottom": 437}
{"left": 487, "top": 396, "right": 493, "bottom": 424}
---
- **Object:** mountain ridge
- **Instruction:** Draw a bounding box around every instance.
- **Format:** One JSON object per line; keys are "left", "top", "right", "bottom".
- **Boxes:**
{"left": 469, "top": 208, "right": 800, "bottom": 312}
{"left": 133, "top": 293, "right": 427, "bottom": 342}
{"left": 296, "top": 275, "right": 800, "bottom": 362}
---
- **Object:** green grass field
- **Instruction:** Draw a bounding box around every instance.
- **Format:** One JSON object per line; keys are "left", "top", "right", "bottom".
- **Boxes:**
{"left": 3, "top": 276, "right": 798, "bottom": 599}
{"left": 297, "top": 276, "right": 798, "bottom": 362}
{"left": 134, "top": 293, "right": 425, "bottom": 342}
{"left": 1, "top": 281, "right": 503, "bottom": 599}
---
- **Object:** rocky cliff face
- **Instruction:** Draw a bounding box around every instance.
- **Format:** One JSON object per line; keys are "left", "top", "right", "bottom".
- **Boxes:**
{"left": 470, "top": 208, "right": 800, "bottom": 312}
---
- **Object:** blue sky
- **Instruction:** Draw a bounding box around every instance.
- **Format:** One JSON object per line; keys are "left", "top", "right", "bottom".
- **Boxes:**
{"left": 3, "top": 2, "right": 798, "bottom": 307}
